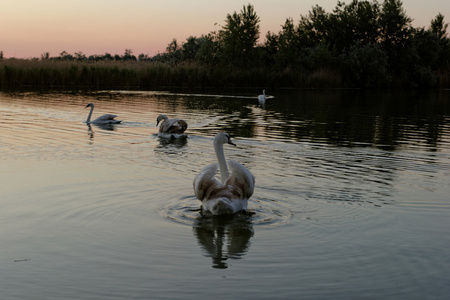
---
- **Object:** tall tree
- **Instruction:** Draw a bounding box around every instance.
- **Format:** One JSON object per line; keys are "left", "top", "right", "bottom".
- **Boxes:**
{"left": 219, "top": 4, "right": 260, "bottom": 66}
{"left": 263, "top": 31, "right": 279, "bottom": 67}
{"left": 429, "top": 13, "right": 450, "bottom": 71}
{"left": 298, "top": 5, "right": 329, "bottom": 48}
{"left": 276, "top": 18, "right": 300, "bottom": 69}
{"left": 329, "top": 0, "right": 380, "bottom": 52}
{"left": 195, "top": 33, "right": 219, "bottom": 64}
{"left": 379, "top": 0, "right": 412, "bottom": 79}
{"left": 430, "top": 13, "right": 449, "bottom": 47}
{"left": 181, "top": 36, "right": 201, "bottom": 61}
{"left": 379, "top": 0, "right": 411, "bottom": 46}
{"left": 165, "top": 39, "right": 182, "bottom": 63}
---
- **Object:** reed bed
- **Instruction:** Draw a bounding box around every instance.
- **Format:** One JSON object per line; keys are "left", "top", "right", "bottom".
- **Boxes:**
{"left": 1, "top": 58, "right": 448, "bottom": 90}
{"left": 0, "top": 58, "right": 341, "bottom": 90}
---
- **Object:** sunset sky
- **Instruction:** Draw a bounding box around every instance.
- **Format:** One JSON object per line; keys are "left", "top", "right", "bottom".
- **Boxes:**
{"left": 2, "top": 0, "right": 449, "bottom": 58}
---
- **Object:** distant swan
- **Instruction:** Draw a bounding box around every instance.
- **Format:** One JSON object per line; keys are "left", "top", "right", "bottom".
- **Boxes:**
{"left": 258, "top": 90, "right": 266, "bottom": 107}
{"left": 193, "top": 132, "right": 255, "bottom": 215}
{"left": 156, "top": 114, "right": 188, "bottom": 138}
{"left": 85, "top": 103, "right": 121, "bottom": 124}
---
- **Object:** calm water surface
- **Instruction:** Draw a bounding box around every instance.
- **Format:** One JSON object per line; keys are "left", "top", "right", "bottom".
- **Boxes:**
{"left": 0, "top": 89, "right": 449, "bottom": 299}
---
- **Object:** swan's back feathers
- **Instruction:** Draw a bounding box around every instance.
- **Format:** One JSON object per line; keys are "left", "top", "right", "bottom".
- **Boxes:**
{"left": 160, "top": 118, "right": 188, "bottom": 134}
{"left": 171, "top": 119, "right": 188, "bottom": 134}
{"left": 225, "top": 160, "right": 255, "bottom": 199}
{"left": 193, "top": 160, "right": 254, "bottom": 215}
{"left": 93, "top": 114, "right": 121, "bottom": 124}
{"left": 193, "top": 161, "right": 254, "bottom": 200}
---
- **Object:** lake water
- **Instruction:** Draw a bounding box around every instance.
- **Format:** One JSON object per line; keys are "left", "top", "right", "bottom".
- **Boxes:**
{"left": 0, "top": 89, "right": 449, "bottom": 299}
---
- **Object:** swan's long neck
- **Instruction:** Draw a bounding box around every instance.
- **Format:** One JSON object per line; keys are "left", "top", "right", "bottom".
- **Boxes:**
{"left": 86, "top": 105, "right": 94, "bottom": 123}
{"left": 214, "top": 141, "right": 229, "bottom": 184}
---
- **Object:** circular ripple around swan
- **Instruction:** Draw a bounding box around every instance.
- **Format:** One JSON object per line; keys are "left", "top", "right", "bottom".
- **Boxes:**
{"left": 160, "top": 195, "right": 295, "bottom": 228}
{"left": 159, "top": 196, "right": 202, "bottom": 225}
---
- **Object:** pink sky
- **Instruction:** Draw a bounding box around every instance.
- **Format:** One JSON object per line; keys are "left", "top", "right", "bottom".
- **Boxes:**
{"left": 2, "top": 0, "right": 449, "bottom": 58}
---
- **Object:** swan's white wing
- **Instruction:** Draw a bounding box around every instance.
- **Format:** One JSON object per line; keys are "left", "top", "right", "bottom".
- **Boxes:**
{"left": 193, "top": 163, "right": 222, "bottom": 201}
{"left": 225, "top": 160, "right": 255, "bottom": 199}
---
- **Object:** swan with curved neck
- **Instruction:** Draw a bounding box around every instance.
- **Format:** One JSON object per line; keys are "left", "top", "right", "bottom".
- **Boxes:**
{"left": 156, "top": 114, "right": 188, "bottom": 138}
{"left": 85, "top": 103, "right": 121, "bottom": 124}
{"left": 258, "top": 90, "right": 266, "bottom": 107}
{"left": 193, "top": 132, "right": 255, "bottom": 215}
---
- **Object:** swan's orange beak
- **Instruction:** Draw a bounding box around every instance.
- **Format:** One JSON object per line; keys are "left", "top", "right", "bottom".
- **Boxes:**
{"left": 228, "top": 139, "right": 236, "bottom": 147}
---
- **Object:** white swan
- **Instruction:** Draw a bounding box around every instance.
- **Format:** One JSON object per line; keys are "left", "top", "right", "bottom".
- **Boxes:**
{"left": 156, "top": 114, "right": 188, "bottom": 138}
{"left": 85, "top": 103, "right": 121, "bottom": 124}
{"left": 193, "top": 132, "right": 255, "bottom": 215}
{"left": 258, "top": 90, "right": 266, "bottom": 107}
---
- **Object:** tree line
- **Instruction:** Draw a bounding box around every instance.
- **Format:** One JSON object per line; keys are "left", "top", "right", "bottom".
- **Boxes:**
{"left": 153, "top": 0, "right": 450, "bottom": 88}
{"left": 2, "top": 0, "right": 450, "bottom": 89}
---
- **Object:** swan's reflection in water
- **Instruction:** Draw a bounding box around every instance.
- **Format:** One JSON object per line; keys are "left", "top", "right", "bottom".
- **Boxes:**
{"left": 86, "top": 123, "right": 118, "bottom": 143}
{"left": 193, "top": 213, "right": 254, "bottom": 269}
{"left": 156, "top": 136, "right": 188, "bottom": 149}
{"left": 89, "top": 123, "right": 118, "bottom": 131}
{"left": 86, "top": 124, "right": 95, "bottom": 141}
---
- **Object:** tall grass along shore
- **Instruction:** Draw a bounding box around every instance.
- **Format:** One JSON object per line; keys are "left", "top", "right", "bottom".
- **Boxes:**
{"left": 1, "top": 58, "right": 448, "bottom": 91}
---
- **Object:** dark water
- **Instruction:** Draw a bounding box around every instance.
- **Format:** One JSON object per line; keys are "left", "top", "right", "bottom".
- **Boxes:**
{"left": 0, "top": 89, "right": 449, "bottom": 299}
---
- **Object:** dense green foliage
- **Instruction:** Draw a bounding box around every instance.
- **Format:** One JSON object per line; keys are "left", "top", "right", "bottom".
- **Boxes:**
{"left": 155, "top": 1, "right": 450, "bottom": 88}
{"left": 1, "top": 1, "right": 449, "bottom": 89}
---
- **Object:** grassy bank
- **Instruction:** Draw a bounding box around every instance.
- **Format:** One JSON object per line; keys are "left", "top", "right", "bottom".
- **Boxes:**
{"left": 0, "top": 58, "right": 346, "bottom": 91}
{"left": 1, "top": 58, "right": 449, "bottom": 91}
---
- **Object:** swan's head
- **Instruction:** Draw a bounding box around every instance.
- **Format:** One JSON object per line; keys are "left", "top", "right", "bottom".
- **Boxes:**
{"left": 85, "top": 103, "right": 94, "bottom": 108}
{"left": 156, "top": 114, "right": 168, "bottom": 126}
{"left": 215, "top": 132, "right": 236, "bottom": 147}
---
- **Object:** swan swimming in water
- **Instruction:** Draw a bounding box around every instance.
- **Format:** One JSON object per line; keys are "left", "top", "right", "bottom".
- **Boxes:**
{"left": 258, "top": 90, "right": 266, "bottom": 107}
{"left": 156, "top": 114, "right": 188, "bottom": 138}
{"left": 85, "top": 103, "right": 121, "bottom": 124}
{"left": 193, "top": 132, "right": 255, "bottom": 215}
